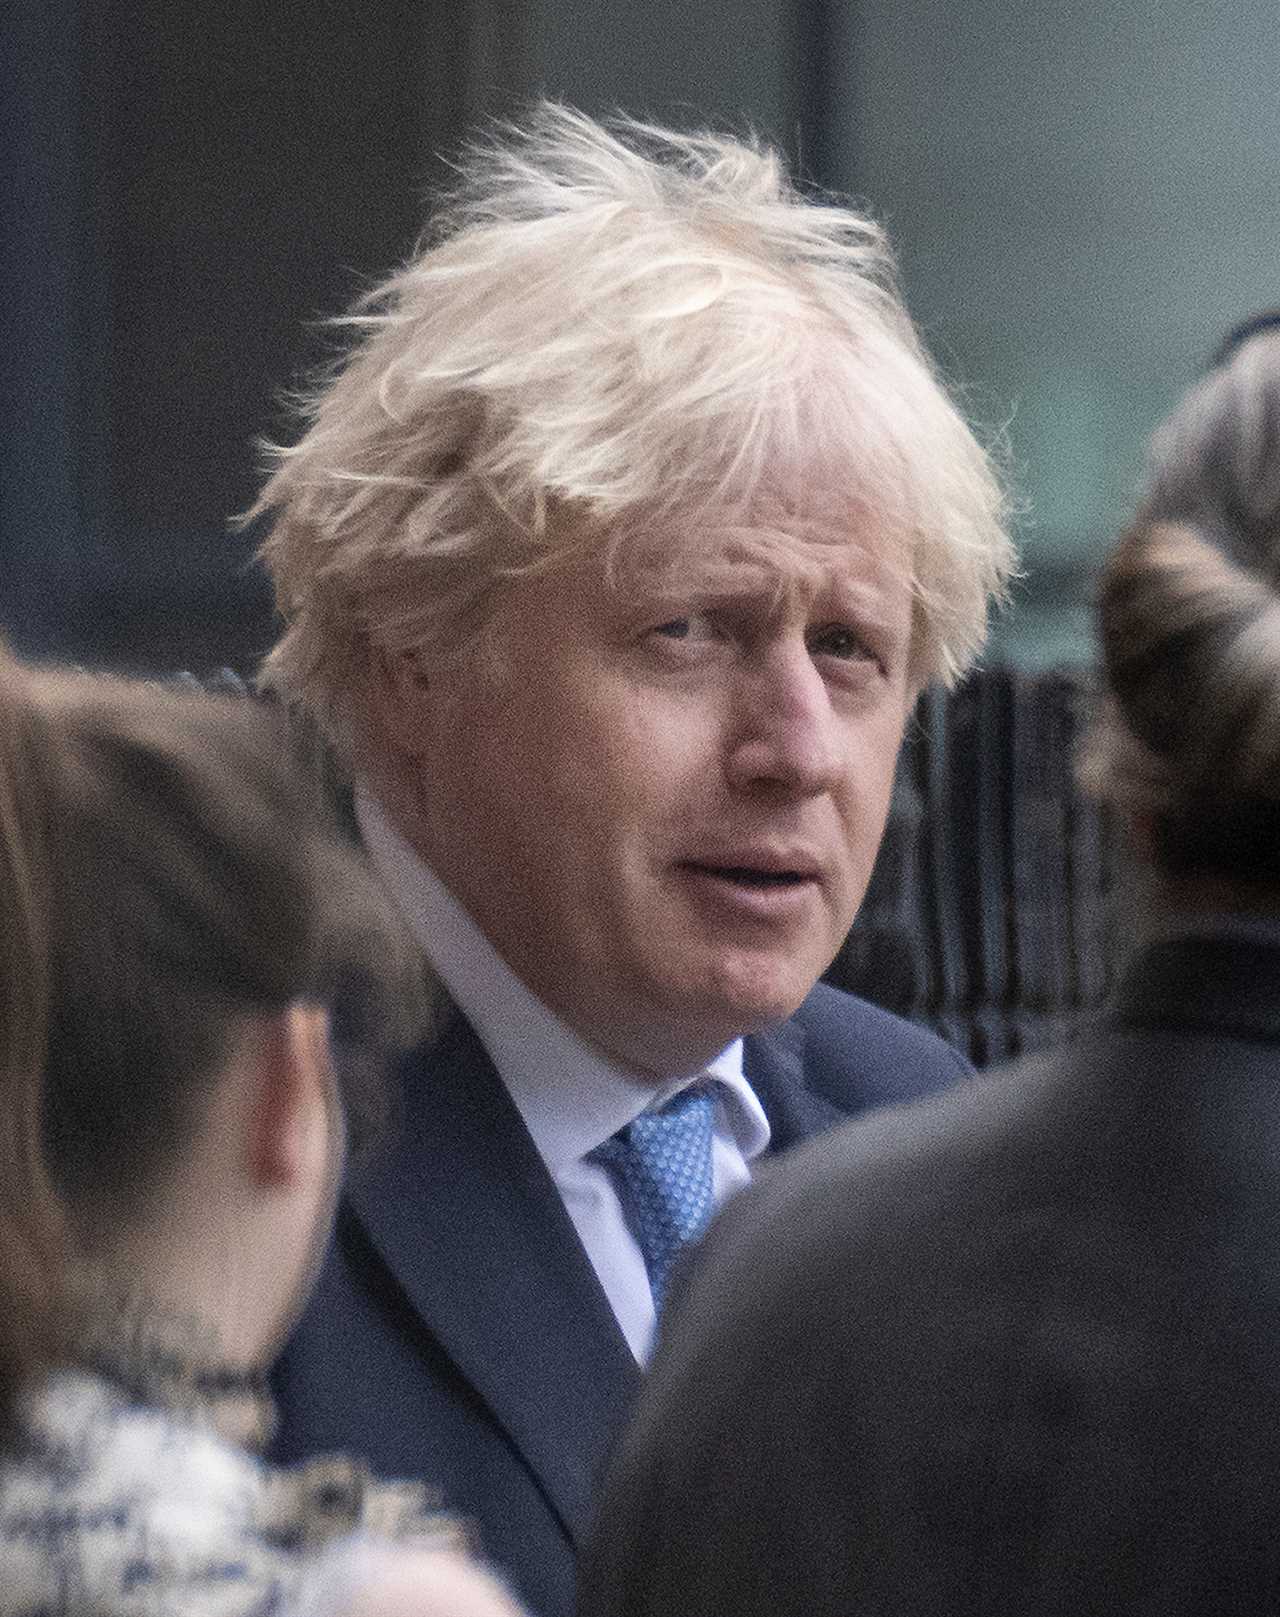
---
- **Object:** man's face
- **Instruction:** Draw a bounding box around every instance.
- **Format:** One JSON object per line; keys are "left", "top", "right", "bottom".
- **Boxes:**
{"left": 391, "top": 517, "right": 916, "bottom": 1076}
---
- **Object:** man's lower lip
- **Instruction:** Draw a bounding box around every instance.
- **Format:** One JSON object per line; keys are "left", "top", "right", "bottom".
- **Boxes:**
{"left": 677, "top": 864, "right": 819, "bottom": 914}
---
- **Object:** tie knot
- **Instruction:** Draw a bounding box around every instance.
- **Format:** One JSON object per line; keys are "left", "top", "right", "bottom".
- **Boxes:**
{"left": 591, "top": 1082, "right": 717, "bottom": 1315}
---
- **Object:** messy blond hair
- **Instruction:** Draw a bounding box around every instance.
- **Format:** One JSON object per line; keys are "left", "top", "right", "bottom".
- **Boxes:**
{"left": 251, "top": 104, "right": 1013, "bottom": 748}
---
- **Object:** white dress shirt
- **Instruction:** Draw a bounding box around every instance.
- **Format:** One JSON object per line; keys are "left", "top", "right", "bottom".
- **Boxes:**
{"left": 356, "top": 785, "right": 772, "bottom": 1362}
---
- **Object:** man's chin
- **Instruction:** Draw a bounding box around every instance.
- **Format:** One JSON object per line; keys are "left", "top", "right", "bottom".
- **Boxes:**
{"left": 684, "top": 957, "right": 822, "bottom": 1041}
{"left": 588, "top": 979, "right": 814, "bottom": 1076}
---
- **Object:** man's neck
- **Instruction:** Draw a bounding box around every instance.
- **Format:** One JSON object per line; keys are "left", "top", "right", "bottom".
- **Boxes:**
{"left": 354, "top": 783, "right": 749, "bottom": 1161}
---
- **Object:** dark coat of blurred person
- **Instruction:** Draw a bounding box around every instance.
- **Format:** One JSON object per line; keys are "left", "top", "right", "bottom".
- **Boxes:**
{"left": 577, "top": 318, "right": 1280, "bottom": 1617}
{"left": 0, "top": 648, "right": 522, "bottom": 1617}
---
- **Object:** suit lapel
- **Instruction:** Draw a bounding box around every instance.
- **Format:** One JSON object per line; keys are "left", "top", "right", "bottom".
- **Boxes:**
{"left": 345, "top": 1010, "right": 641, "bottom": 1547}
{"left": 743, "top": 1013, "right": 847, "bottom": 1152}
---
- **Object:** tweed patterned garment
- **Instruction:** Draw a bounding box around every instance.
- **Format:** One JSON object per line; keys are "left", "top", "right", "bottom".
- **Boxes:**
{"left": 0, "top": 1309, "right": 462, "bottom": 1616}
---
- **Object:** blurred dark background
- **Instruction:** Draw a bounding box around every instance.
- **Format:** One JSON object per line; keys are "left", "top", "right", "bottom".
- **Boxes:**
{"left": 4, "top": 0, "right": 1278, "bottom": 676}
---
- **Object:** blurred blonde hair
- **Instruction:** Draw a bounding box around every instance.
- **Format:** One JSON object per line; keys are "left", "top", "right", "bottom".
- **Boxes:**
{"left": 251, "top": 104, "right": 1013, "bottom": 750}
{"left": 1079, "top": 324, "right": 1280, "bottom": 879}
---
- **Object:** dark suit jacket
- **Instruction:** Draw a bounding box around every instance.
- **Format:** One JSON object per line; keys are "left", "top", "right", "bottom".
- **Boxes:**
{"left": 270, "top": 981, "right": 968, "bottom": 1617}
{"left": 580, "top": 933, "right": 1280, "bottom": 1617}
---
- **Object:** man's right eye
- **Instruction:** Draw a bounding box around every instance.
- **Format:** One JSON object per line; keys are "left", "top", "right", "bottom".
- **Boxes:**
{"left": 652, "top": 612, "right": 717, "bottom": 643}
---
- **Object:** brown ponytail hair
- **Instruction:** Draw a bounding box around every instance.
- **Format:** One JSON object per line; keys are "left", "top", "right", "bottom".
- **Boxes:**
{"left": 0, "top": 650, "right": 65, "bottom": 1423}
{"left": 0, "top": 642, "right": 424, "bottom": 1428}
{"left": 1080, "top": 325, "right": 1280, "bottom": 881}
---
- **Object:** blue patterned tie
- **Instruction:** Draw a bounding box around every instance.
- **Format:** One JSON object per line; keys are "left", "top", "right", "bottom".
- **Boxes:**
{"left": 590, "top": 1082, "right": 717, "bottom": 1314}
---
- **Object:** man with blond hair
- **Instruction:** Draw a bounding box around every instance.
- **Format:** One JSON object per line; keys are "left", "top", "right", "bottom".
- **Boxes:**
{"left": 257, "top": 106, "right": 1013, "bottom": 1617}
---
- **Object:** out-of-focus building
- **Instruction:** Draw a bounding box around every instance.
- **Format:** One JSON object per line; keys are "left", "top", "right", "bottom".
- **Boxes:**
{"left": 4, "top": 0, "right": 1276, "bottom": 673}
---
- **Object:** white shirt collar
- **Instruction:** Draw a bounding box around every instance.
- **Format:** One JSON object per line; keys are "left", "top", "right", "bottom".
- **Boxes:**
{"left": 355, "top": 785, "right": 769, "bottom": 1175}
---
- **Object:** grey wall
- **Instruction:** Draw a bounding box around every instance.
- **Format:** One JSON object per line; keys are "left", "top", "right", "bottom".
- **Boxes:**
{"left": 827, "top": 0, "right": 1280, "bottom": 665}
{"left": 12, "top": 1, "right": 1277, "bottom": 673}
{"left": 3, "top": 0, "right": 819, "bottom": 673}
{"left": 3, "top": 0, "right": 474, "bottom": 671}
{"left": 482, "top": 0, "right": 810, "bottom": 154}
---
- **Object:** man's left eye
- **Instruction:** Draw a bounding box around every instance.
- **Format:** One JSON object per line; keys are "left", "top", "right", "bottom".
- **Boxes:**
{"left": 808, "top": 624, "right": 873, "bottom": 662}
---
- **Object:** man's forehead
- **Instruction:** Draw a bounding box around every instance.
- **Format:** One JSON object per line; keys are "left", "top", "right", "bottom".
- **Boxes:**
{"left": 601, "top": 503, "right": 914, "bottom": 606}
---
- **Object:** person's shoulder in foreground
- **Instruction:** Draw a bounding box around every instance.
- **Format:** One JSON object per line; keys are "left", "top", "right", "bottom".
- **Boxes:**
{"left": 582, "top": 995, "right": 1280, "bottom": 1615}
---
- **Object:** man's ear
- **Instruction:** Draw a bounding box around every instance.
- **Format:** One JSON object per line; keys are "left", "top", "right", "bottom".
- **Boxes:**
{"left": 366, "top": 646, "right": 436, "bottom": 760}
{"left": 251, "top": 1003, "right": 334, "bottom": 1188}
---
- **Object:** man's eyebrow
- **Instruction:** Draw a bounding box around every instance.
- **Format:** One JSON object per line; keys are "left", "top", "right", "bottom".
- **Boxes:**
{"left": 624, "top": 585, "right": 907, "bottom": 643}
{"left": 640, "top": 561, "right": 893, "bottom": 597}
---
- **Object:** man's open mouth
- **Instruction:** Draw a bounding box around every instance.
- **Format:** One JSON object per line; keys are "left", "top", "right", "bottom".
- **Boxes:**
{"left": 683, "top": 862, "right": 813, "bottom": 889}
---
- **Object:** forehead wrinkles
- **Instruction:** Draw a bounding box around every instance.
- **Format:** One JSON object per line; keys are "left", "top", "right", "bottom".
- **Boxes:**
{"left": 602, "top": 510, "right": 913, "bottom": 616}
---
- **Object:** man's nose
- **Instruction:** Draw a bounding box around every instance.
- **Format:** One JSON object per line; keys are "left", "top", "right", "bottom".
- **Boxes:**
{"left": 724, "top": 646, "right": 845, "bottom": 799}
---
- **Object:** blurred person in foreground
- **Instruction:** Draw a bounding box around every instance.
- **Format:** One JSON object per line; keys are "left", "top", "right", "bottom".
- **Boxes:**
{"left": 251, "top": 104, "right": 1013, "bottom": 1617}
{"left": 578, "top": 316, "right": 1280, "bottom": 1617}
{"left": 0, "top": 644, "right": 521, "bottom": 1617}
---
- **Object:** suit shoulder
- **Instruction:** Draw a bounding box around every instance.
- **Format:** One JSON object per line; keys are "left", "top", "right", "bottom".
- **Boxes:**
{"left": 790, "top": 980, "right": 971, "bottom": 1102}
